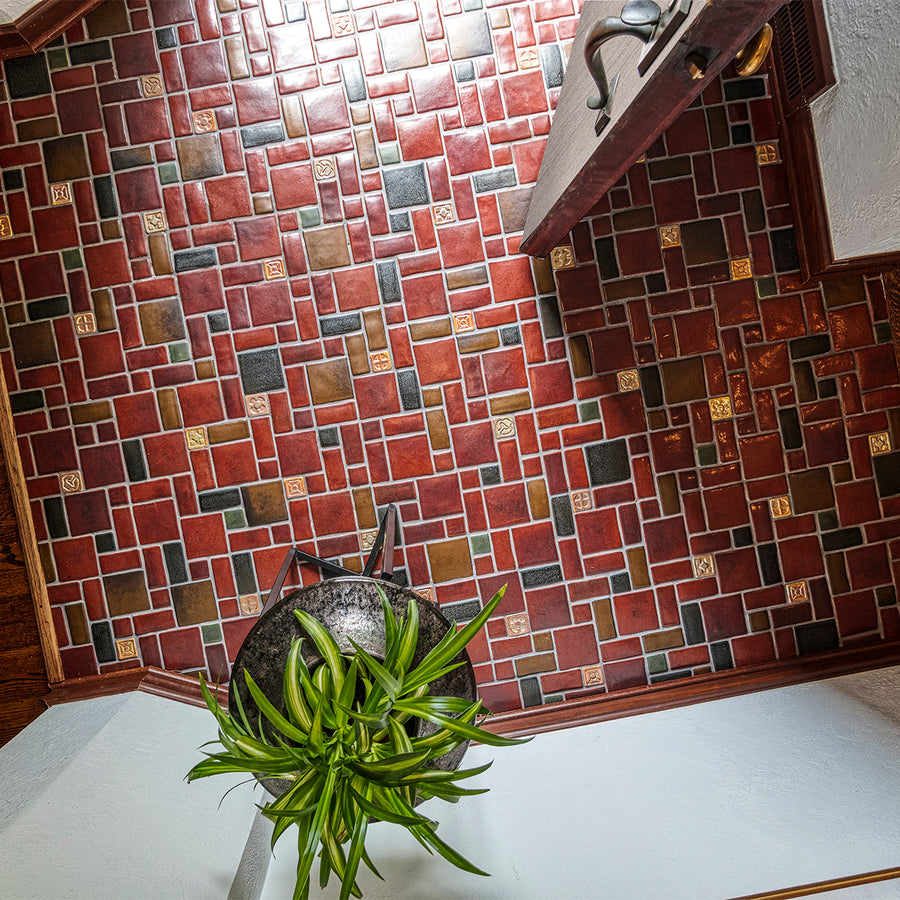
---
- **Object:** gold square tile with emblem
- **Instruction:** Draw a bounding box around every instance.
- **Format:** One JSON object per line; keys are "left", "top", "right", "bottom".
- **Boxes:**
{"left": 185, "top": 426, "right": 209, "bottom": 450}
{"left": 60, "top": 471, "right": 83, "bottom": 493}
{"left": 284, "top": 476, "right": 307, "bottom": 498}
{"left": 769, "top": 496, "right": 792, "bottom": 518}
{"left": 692, "top": 555, "right": 715, "bottom": 578}
{"left": 582, "top": 664, "right": 604, "bottom": 687}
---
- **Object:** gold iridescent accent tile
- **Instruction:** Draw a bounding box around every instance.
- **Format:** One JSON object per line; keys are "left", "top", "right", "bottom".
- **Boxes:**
{"left": 582, "top": 664, "right": 604, "bottom": 687}
{"left": 786, "top": 580, "right": 808, "bottom": 604}
{"left": 263, "top": 257, "right": 286, "bottom": 280}
{"left": 452, "top": 311, "right": 475, "bottom": 333}
{"left": 659, "top": 224, "right": 681, "bottom": 248}
{"left": 432, "top": 202, "right": 455, "bottom": 225}
{"left": 60, "top": 470, "right": 84, "bottom": 493}
{"left": 518, "top": 47, "right": 540, "bottom": 69}
{"left": 313, "top": 157, "right": 336, "bottom": 179}
{"left": 770, "top": 495, "right": 792, "bottom": 518}
{"left": 416, "top": 585, "right": 436, "bottom": 603}
{"left": 708, "top": 395, "right": 733, "bottom": 420}
{"left": 0, "top": 215, "right": 11, "bottom": 238}
{"left": 116, "top": 637, "right": 138, "bottom": 660}
{"left": 284, "top": 476, "right": 307, "bottom": 498}
{"left": 192, "top": 109, "right": 217, "bottom": 133}
{"left": 239, "top": 594, "right": 261, "bottom": 616}
{"left": 185, "top": 425, "right": 209, "bottom": 450}
{"left": 617, "top": 368, "right": 639, "bottom": 392}
{"left": 141, "top": 74, "right": 163, "bottom": 97}
{"left": 143, "top": 210, "right": 167, "bottom": 233}
{"left": 332, "top": 13, "right": 354, "bottom": 35}
{"left": 50, "top": 182, "right": 71, "bottom": 205}
{"left": 369, "top": 350, "right": 391, "bottom": 371}
{"left": 869, "top": 432, "right": 892, "bottom": 455}
{"left": 245, "top": 393, "right": 269, "bottom": 417}
{"left": 73, "top": 312, "right": 97, "bottom": 335}
{"left": 493, "top": 416, "right": 516, "bottom": 440}
{"left": 360, "top": 529, "right": 379, "bottom": 550}
{"left": 550, "top": 246, "right": 575, "bottom": 269}
{"left": 505, "top": 612, "right": 530, "bottom": 636}
{"left": 756, "top": 143, "right": 778, "bottom": 165}
{"left": 730, "top": 257, "right": 753, "bottom": 280}
{"left": 692, "top": 554, "right": 715, "bottom": 578}
{"left": 570, "top": 489, "right": 592, "bottom": 511}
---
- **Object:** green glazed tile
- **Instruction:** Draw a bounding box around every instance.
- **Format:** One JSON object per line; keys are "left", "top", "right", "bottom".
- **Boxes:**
{"left": 755, "top": 276, "right": 777, "bottom": 299}
{"left": 169, "top": 342, "right": 190, "bottom": 362}
{"left": 158, "top": 162, "right": 180, "bottom": 184}
{"left": 379, "top": 143, "right": 400, "bottom": 165}
{"left": 470, "top": 533, "right": 491, "bottom": 556}
{"left": 818, "top": 509, "right": 838, "bottom": 531}
{"left": 875, "top": 322, "right": 892, "bottom": 344}
{"left": 201, "top": 622, "right": 223, "bottom": 644}
{"left": 62, "top": 248, "right": 83, "bottom": 270}
{"left": 697, "top": 444, "right": 717, "bottom": 466}
{"left": 578, "top": 400, "right": 600, "bottom": 422}
{"left": 647, "top": 653, "right": 668, "bottom": 675}
{"left": 544, "top": 693, "right": 563, "bottom": 704}
{"left": 299, "top": 206, "right": 321, "bottom": 228}
{"left": 47, "top": 48, "right": 68, "bottom": 69}
{"left": 225, "top": 509, "right": 247, "bottom": 529}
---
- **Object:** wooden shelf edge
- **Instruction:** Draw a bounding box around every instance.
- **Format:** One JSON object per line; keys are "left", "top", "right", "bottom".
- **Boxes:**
{"left": 0, "top": 0, "right": 102, "bottom": 59}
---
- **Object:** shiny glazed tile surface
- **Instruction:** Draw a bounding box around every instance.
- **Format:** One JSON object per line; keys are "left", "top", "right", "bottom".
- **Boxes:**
{"left": 0, "top": 0, "right": 898, "bottom": 711}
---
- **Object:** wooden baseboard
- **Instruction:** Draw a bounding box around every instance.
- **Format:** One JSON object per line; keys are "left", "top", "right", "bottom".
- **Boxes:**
{"left": 0, "top": 0, "right": 102, "bottom": 59}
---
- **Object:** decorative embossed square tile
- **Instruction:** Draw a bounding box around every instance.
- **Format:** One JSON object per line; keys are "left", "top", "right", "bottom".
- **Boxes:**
{"left": 493, "top": 416, "right": 516, "bottom": 440}
{"left": 50, "top": 183, "right": 71, "bottom": 205}
{"left": 192, "top": 109, "right": 217, "bottom": 133}
{"left": 550, "top": 246, "right": 575, "bottom": 269}
{"left": 869, "top": 432, "right": 892, "bottom": 455}
{"left": 505, "top": 612, "right": 530, "bottom": 636}
{"left": 432, "top": 202, "right": 455, "bottom": 225}
{"left": 582, "top": 664, "right": 604, "bottom": 687}
{"left": 708, "top": 396, "right": 732, "bottom": 420}
{"left": 239, "top": 594, "right": 261, "bottom": 616}
{"left": 416, "top": 586, "right": 436, "bottom": 603}
{"left": 0, "top": 215, "right": 11, "bottom": 237}
{"left": 756, "top": 143, "right": 778, "bottom": 165}
{"left": 60, "top": 471, "right": 83, "bottom": 493}
{"left": 141, "top": 75, "right": 163, "bottom": 97}
{"left": 284, "top": 476, "right": 307, "bottom": 498}
{"left": 116, "top": 638, "right": 138, "bottom": 660}
{"left": 658, "top": 224, "right": 681, "bottom": 247}
{"left": 185, "top": 426, "right": 209, "bottom": 450}
{"left": 369, "top": 351, "right": 391, "bottom": 371}
{"left": 313, "top": 157, "right": 336, "bottom": 180}
{"left": 263, "top": 258, "right": 285, "bottom": 280}
{"left": 692, "top": 555, "right": 715, "bottom": 578}
{"left": 73, "top": 312, "right": 96, "bottom": 335}
{"left": 143, "top": 210, "right": 167, "bottom": 233}
{"left": 769, "top": 496, "right": 792, "bottom": 518}
{"left": 245, "top": 393, "right": 270, "bottom": 417}
{"left": 332, "top": 14, "right": 354, "bottom": 36}
{"left": 786, "top": 581, "right": 808, "bottom": 603}
{"left": 453, "top": 312, "right": 475, "bottom": 333}
{"left": 359, "top": 529, "right": 379, "bottom": 550}
{"left": 617, "top": 369, "right": 639, "bottom": 392}
{"left": 570, "top": 489, "right": 592, "bottom": 511}
{"left": 518, "top": 48, "right": 540, "bottom": 69}
{"left": 730, "top": 257, "right": 753, "bottom": 280}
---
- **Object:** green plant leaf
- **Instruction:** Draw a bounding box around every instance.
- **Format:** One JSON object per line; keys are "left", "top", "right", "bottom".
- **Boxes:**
{"left": 398, "top": 694, "right": 479, "bottom": 716}
{"left": 402, "top": 585, "right": 507, "bottom": 694}
{"left": 340, "top": 782, "right": 371, "bottom": 900}
{"left": 393, "top": 699, "right": 529, "bottom": 747}
{"left": 355, "top": 785, "right": 437, "bottom": 828}
{"left": 419, "top": 781, "right": 490, "bottom": 800}
{"left": 295, "top": 765, "right": 338, "bottom": 900}
{"left": 346, "top": 749, "right": 431, "bottom": 782}
{"left": 334, "top": 657, "right": 359, "bottom": 729}
{"left": 394, "top": 595, "right": 419, "bottom": 677}
{"left": 397, "top": 760, "right": 492, "bottom": 786}
{"left": 198, "top": 674, "right": 245, "bottom": 741}
{"left": 244, "top": 670, "right": 310, "bottom": 746}
{"left": 284, "top": 639, "right": 314, "bottom": 733}
{"left": 376, "top": 584, "right": 399, "bottom": 667}
{"left": 294, "top": 608, "right": 346, "bottom": 694}
{"left": 348, "top": 638, "right": 401, "bottom": 701}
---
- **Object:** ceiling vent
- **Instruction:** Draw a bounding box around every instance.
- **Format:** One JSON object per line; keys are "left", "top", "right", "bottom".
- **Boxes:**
{"left": 770, "top": 0, "right": 836, "bottom": 114}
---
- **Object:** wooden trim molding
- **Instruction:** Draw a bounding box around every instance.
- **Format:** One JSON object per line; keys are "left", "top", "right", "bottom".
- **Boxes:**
{"left": 0, "top": 364, "right": 62, "bottom": 683}
{"left": 46, "top": 641, "right": 900, "bottom": 739}
{"left": 731, "top": 865, "right": 900, "bottom": 900}
{"left": 0, "top": 0, "right": 101, "bottom": 59}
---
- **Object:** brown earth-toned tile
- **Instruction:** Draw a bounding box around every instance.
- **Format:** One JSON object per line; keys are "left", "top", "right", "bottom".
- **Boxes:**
{"left": 426, "top": 409, "right": 450, "bottom": 450}
{"left": 157, "top": 388, "right": 182, "bottom": 429}
{"left": 352, "top": 487, "right": 377, "bottom": 529}
{"left": 532, "top": 256, "right": 555, "bottom": 294}
{"left": 681, "top": 219, "right": 728, "bottom": 266}
{"left": 363, "top": 309, "right": 388, "bottom": 350}
{"left": 657, "top": 474, "right": 680, "bottom": 514}
{"left": 527, "top": 478, "right": 550, "bottom": 519}
{"left": 91, "top": 290, "right": 116, "bottom": 331}
{"left": 354, "top": 128, "right": 378, "bottom": 169}
{"left": 515, "top": 652, "right": 556, "bottom": 676}
{"left": 18, "top": 119, "right": 59, "bottom": 142}
{"left": 497, "top": 187, "right": 534, "bottom": 234}
{"left": 489, "top": 391, "right": 531, "bottom": 414}
{"left": 410, "top": 318, "right": 453, "bottom": 341}
{"left": 533, "top": 631, "right": 553, "bottom": 652}
{"left": 604, "top": 278, "right": 645, "bottom": 301}
{"left": 642, "top": 628, "right": 684, "bottom": 652}
{"left": 426, "top": 536, "right": 472, "bottom": 582}
{"left": 10, "top": 322, "right": 58, "bottom": 368}
{"left": 241, "top": 482, "right": 288, "bottom": 525}
{"left": 208, "top": 421, "right": 250, "bottom": 443}
{"left": 422, "top": 388, "right": 443, "bottom": 407}
{"left": 569, "top": 334, "right": 592, "bottom": 377}
{"left": 148, "top": 234, "right": 173, "bottom": 275}
{"left": 100, "top": 221, "right": 121, "bottom": 240}
{"left": 661, "top": 357, "right": 706, "bottom": 403}
{"left": 822, "top": 274, "right": 865, "bottom": 308}
{"left": 103, "top": 570, "right": 151, "bottom": 616}
{"left": 43, "top": 135, "right": 89, "bottom": 182}
{"left": 304, "top": 225, "right": 351, "bottom": 270}
{"left": 85, "top": 0, "right": 130, "bottom": 36}
{"left": 176, "top": 134, "right": 225, "bottom": 181}
{"left": 138, "top": 298, "right": 185, "bottom": 345}
{"left": 748, "top": 610, "right": 770, "bottom": 631}
{"left": 64, "top": 603, "right": 90, "bottom": 644}
{"left": 788, "top": 467, "right": 834, "bottom": 513}
{"left": 253, "top": 195, "right": 274, "bottom": 214}
{"left": 172, "top": 580, "right": 217, "bottom": 626}
{"left": 346, "top": 334, "right": 370, "bottom": 375}
{"left": 592, "top": 597, "right": 617, "bottom": 640}
{"left": 40, "top": 544, "right": 55, "bottom": 584}
{"left": 613, "top": 207, "right": 655, "bottom": 231}
{"left": 71, "top": 401, "right": 112, "bottom": 424}
{"left": 195, "top": 359, "right": 216, "bottom": 379}
{"left": 307, "top": 358, "right": 353, "bottom": 404}
{"left": 825, "top": 553, "right": 850, "bottom": 594}
{"left": 282, "top": 96, "right": 307, "bottom": 138}
{"left": 627, "top": 546, "right": 651, "bottom": 588}
{"left": 446, "top": 265, "right": 489, "bottom": 290}
{"left": 225, "top": 35, "right": 251, "bottom": 79}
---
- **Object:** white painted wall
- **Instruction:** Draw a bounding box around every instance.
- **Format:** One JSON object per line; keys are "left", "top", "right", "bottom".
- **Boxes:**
{"left": 0, "top": 692, "right": 262, "bottom": 899}
{"left": 0, "top": 0, "right": 38, "bottom": 25}
{"left": 261, "top": 667, "right": 900, "bottom": 900}
{"left": 811, "top": 0, "right": 900, "bottom": 259}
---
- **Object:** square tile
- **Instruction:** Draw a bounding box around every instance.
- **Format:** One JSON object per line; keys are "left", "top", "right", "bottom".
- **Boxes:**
{"left": 550, "top": 246, "right": 575, "bottom": 269}
{"left": 770, "top": 496, "right": 792, "bottom": 518}
{"left": 692, "top": 555, "right": 715, "bottom": 578}
{"left": 869, "top": 432, "right": 892, "bottom": 455}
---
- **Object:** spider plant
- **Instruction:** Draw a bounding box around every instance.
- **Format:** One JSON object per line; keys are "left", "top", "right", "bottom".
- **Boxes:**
{"left": 187, "top": 584, "right": 527, "bottom": 900}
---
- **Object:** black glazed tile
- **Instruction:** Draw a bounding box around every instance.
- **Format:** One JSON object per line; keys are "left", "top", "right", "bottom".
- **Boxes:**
{"left": 520, "top": 676, "right": 541, "bottom": 707}
{"left": 611, "top": 572, "right": 631, "bottom": 593}
{"left": 320, "top": 313, "right": 362, "bottom": 336}
{"left": 93, "top": 176, "right": 119, "bottom": 219}
{"left": 122, "top": 440, "right": 147, "bottom": 482}
{"left": 818, "top": 377, "right": 837, "bottom": 398}
{"left": 796, "top": 620, "right": 839, "bottom": 655}
{"left": 27, "top": 296, "right": 70, "bottom": 320}
{"left": 237, "top": 348, "right": 286, "bottom": 394}
{"left": 538, "top": 296, "right": 563, "bottom": 338}
{"left": 208, "top": 312, "right": 230, "bottom": 332}
{"left": 681, "top": 220, "right": 728, "bottom": 266}
{"left": 551, "top": 494, "right": 575, "bottom": 537}
{"left": 541, "top": 44, "right": 564, "bottom": 88}
{"left": 232, "top": 552, "right": 257, "bottom": 594}
{"left": 645, "top": 272, "right": 667, "bottom": 293}
{"left": 241, "top": 123, "right": 286, "bottom": 148}
{"left": 156, "top": 28, "right": 177, "bottom": 49}
{"left": 681, "top": 603, "right": 705, "bottom": 644}
{"left": 69, "top": 41, "right": 112, "bottom": 64}
{"left": 586, "top": 438, "right": 630, "bottom": 485}
{"left": 741, "top": 189, "right": 766, "bottom": 232}
{"left": 174, "top": 248, "right": 217, "bottom": 272}
{"left": 480, "top": 464, "right": 501, "bottom": 485}
{"left": 318, "top": 426, "right": 339, "bottom": 447}
{"left": 710, "top": 641, "right": 734, "bottom": 671}
{"left": 789, "top": 335, "right": 831, "bottom": 358}
{"left": 2, "top": 169, "right": 23, "bottom": 191}
{"left": 730, "top": 123, "right": 752, "bottom": 144}
{"left": 873, "top": 451, "right": 900, "bottom": 497}
{"left": 818, "top": 510, "right": 838, "bottom": 531}
{"left": 770, "top": 228, "right": 799, "bottom": 272}
{"left": 111, "top": 146, "right": 154, "bottom": 170}
{"left": 383, "top": 163, "right": 429, "bottom": 209}
{"left": 3, "top": 54, "right": 52, "bottom": 99}
{"left": 164, "top": 542, "right": 189, "bottom": 583}
{"left": 92, "top": 621, "right": 116, "bottom": 663}
{"left": 94, "top": 532, "right": 116, "bottom": 553}
{"left": 441, "top": 599, "right": 481, "bottom": 622}
{"left": 640, "top": 366, "right": 663, "bottom": 407}
{"left": 595, "top": 236, "right": 619, "bottom": 280}
{"left": 389, "top": 212, "right": 411, "bottom": 232}
{"left": 199, "top": 489, "right": 241, "bottom": 511}
{"left": 500, "top": 325, "right": 521, "bottom": 346}
{"left": 724, "top": 77, "right": 766, "bottom": 100}
{"left": 397, "top": 369, "right": 422, "bottom": 410}
{"left": 793, "top": 361, "right": 816, "bottom": 402}
{"left": 473, "top": 168, "right": 516, "bottom": 193}
{"left": 778, "top": 408, "right": 802, "bottom": 449}
{"left": 757, "top": 543, "right": 782, "bottom": 585}
{"left": 376, "top": 260, "right": 401, "bottom": 303}
{"left": 10, "top": 390, "right": 43, "bottom": 413}
{"left": 341, "top": 60, "right": 366, "bottom": 102}
{"left": 43, "top": 497, "right": 68, "bottom": 539}
{"left": 732, "top": 525, "right": 752, "bottom": 547}
{"left": 648, "top": 156, "right": 691, "bottom": 180}
{"left": 521, "top": 564, "right": 563, "bottom": 588}
{"left": 821, "top": 528, "right": 863, "bottom": 552}
{"left": 651, "top": 670, "right": 693, "bottom": 684}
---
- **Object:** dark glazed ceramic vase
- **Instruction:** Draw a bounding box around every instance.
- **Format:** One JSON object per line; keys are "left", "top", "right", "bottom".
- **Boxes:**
{"left": 229, "top": 576, "right": 478, "bottom": 797}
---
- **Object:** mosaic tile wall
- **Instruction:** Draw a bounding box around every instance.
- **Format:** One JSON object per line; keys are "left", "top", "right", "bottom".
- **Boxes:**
{"left": 1, "top": 0, "right": 898, "bottom": 713}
